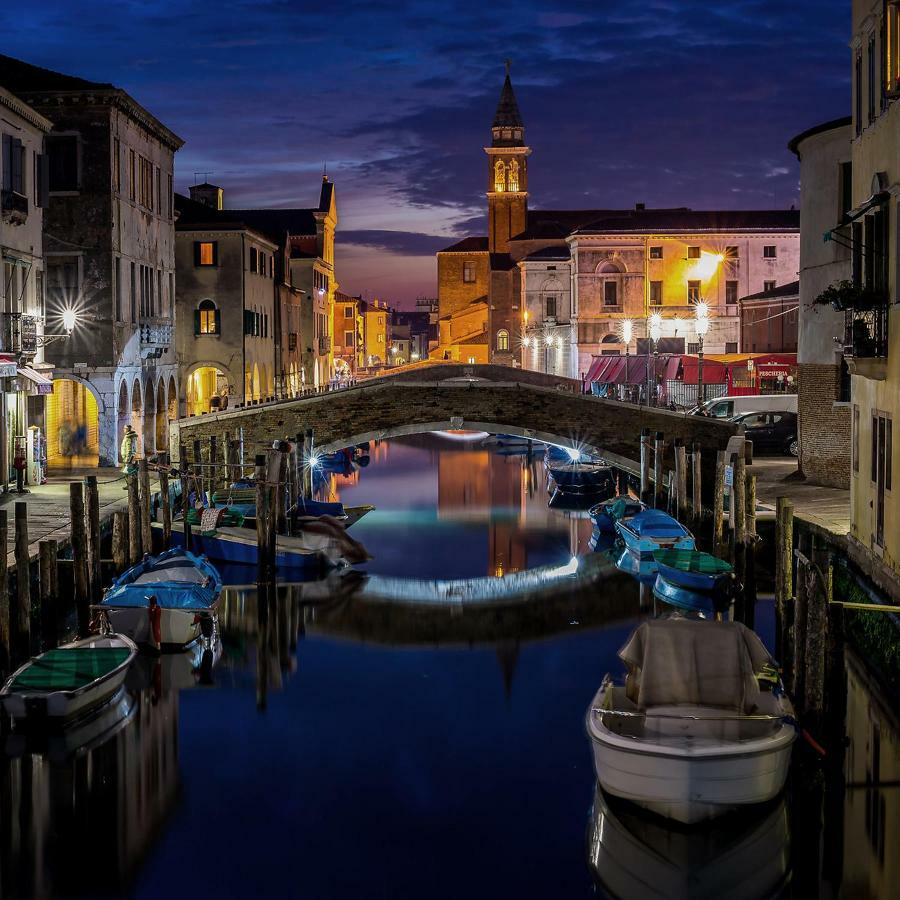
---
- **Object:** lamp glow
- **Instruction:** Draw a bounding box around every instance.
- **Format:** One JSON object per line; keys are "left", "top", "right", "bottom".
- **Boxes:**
{"left": 621, "top": 319, "right": 633, "bottom": 344}
{"left": 565, "top": 446, "right": 581, "bottom": 462}
{"left": 695, "top": 301, "right": 710, "bottom": 337}
{"left": 62, "top": 308, "right": 77, "bottom": 333}
{"left": 649, "top": 313, "right": 663, "bottom": 343}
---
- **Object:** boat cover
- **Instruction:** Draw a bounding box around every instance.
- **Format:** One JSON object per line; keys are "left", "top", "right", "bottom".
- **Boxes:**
{"left": 102, "top": 549, "right": 222, "bottom": 610}
{"left": 619, "top": 619, "right": 772, "bottom": 713}
{"left": 294, "top": 498, "right": 345, "bottom": 518}
{"left": 626, "top": 510, "right": 689, "bottom": 538}
{"left": 652, "top": 550, "right": 732, "bottom": 575}
{"left": 11, "top": 648, "right": 131, "bottom": 691}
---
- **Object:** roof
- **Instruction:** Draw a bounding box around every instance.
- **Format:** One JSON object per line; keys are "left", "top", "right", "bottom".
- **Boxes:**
{"left": 174, "top": 193, "right": 279, "bottom": 246}
{"left": 493, "top": 72, "right": 523, "bottom": 129}
{"left": 514, "top": 209, "right": 633, "bottom": 241}
{"left": 520, "top": 246, "right": 570, "bottom": 262}
{"left": 226, "top": 208, "right": 318, "bottom": 240}
{"left": 438, "top": 236, "right": 489, "bottom": 253}
{"left": 788, "top": 117, "right": 853, "bottom": 158}
{"left": 575, "top": 208, "right": 800, "bottom": 235}
{"left": 0, "top": 53, "right": 183, "bottom": 150}
{"left": 318, "top": 178, "right": 334, "bottom": 212}
{"left": 739, "top": 280, "right": 800, "bottom": 302}
{"left": 0, "top": 85, "right": 52, "bottom": 132}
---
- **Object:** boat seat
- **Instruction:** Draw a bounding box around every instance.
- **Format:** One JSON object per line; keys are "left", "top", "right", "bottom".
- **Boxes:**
{"left": 619, "top": 619, "right": 772, "bottom": 714}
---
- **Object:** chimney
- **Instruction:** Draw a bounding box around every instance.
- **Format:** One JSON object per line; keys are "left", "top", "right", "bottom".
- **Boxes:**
{"left": 190, "top": 182, "right": 224, "bottom": 210}
{"left": 635, "top": 202, "right": 646, "bottom": 212}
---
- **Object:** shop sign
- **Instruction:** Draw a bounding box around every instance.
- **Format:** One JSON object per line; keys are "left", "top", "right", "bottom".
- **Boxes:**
{"left": 0, "top": 364, "right": 17, "bottom": 379}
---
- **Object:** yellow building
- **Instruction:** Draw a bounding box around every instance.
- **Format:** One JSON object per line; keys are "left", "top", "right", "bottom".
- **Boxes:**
{"left": 844, "top": 0, "right": 900, "bottom": 588}
{"left": 361, "top": 299, "right": 392, "bottom": 369}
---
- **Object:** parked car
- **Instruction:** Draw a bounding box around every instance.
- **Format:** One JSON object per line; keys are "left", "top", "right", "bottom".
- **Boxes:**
{"left": 732, "top": 411, "right": 798, "bottom": 456}
{"left": 689, "top": 394, "right": 797, "bottom": 419}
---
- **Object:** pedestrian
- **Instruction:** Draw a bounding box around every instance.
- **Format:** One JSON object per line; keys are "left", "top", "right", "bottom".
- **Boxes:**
{"left": 120, "top": 424, "right": 138, "bottom": 477}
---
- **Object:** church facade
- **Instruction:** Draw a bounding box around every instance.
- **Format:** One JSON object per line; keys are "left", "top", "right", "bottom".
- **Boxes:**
{"left": 434, "top": 70, "right": 801, "bottom": 379}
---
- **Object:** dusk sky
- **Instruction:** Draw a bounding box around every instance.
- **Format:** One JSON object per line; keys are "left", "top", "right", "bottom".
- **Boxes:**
{"left": 5, "top": 1, "right": 848, "bottom": 306}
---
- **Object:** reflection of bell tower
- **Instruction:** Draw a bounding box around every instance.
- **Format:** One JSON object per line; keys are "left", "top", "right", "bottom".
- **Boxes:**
{"left": 486, "top": 62, "right": 530, "bottom": 253}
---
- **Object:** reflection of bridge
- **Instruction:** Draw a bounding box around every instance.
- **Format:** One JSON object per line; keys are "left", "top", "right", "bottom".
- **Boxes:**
{"left": 173, "top": 364, "right": 736, "bottom": 487}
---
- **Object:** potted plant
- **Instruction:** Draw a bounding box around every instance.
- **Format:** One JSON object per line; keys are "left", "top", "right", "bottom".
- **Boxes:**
{"left": 814, "top": 280, "right": 883, "bottom": 311}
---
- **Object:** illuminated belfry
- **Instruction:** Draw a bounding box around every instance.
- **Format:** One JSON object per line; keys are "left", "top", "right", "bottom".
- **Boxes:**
{"left": 486, "top": 62, "right": 530, "bottom": 253}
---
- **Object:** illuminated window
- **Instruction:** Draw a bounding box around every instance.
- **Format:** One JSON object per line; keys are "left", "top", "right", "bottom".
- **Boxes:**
{"left": 195, "top": 299, "right": 220, "bottom": 335}
{"left": 496, "top": 329, "right": 509, "bottom": 351}
{"left": 494, "top": 159, "right": 506, "bottom": 192}
{"left": 887, "top": 2, "right": 900, "bottom": 96}
{"left": 507, "top": 160, "right": 519, "bottom": 191}
{"left": 687, "top": 280, "right": 701, "bottom": 303}
{"left": 649, "top": 281, "right": 663, "bottom": 305}
{"left": 687, "top": 246, "right": 701, "bottom": 259}
{"left": 195, "top": 241, "right": 217, "bottom": 266}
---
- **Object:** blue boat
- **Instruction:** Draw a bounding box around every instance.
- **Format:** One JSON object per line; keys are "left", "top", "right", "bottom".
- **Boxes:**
{"left": 589, "top": 497, "right": 644, "bottom": 534}
{"left": 614, "top": 547, "right": 658, "bottom": 585}
{"left": 652, "top": 573, "right": 727, "bottom": 616}
{"left": 97, "top": 549, "right": 222, "bottom": 649}
{"left": 548, "top": 462, "right": 615, "bottom": 495}
{"left": 651, "top": 549, "right": 735, "bottom": 616}
{"left": 615, "top": 509, "right": 695, "bottom": 559}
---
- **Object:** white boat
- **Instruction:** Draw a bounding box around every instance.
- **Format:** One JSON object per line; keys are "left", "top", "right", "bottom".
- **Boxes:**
{"left": 585, "top": 617, "right": 796, "bottom": 824}
{"left": 1, "top": 634, "right": 137, "bottom": 724}
{"left": 587, "top": 786, "right": 791, "bottom": 900}
{"left": 96, "top": 549, "right": 222, "bottom": 650}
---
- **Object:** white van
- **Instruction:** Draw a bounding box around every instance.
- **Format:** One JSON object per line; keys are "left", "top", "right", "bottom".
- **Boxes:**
{"left": 690, "top": 394, "right": 797, "bottom": 419}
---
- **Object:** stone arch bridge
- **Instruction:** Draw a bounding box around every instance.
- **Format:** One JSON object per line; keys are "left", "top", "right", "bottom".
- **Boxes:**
{"left": 172, "top": 364, "right": 736, "bottom": 488}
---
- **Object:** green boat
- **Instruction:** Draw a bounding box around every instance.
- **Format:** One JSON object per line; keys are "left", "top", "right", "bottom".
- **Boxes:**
{"left": 653, "top": 549, "right": 733, "bottom": 592}
{"left": 0, "top": 635, "right": 137, "bottom": 724}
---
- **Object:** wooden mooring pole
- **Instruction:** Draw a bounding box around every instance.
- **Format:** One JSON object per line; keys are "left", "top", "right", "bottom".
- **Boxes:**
{"left": 69, "top": 484, "right": 90, "bottom": 637}
{"left": 0, "top": 511, "right": 9, "bottom": 670}
{"left": 653, "top": 432, "right": 664, "bottom": 509}
{"left": 85, "top": 475, "right": 102, "bottom": 604}
{"left": 39, "top": 539, "right": 58, "bottom": 649}
{"left": 255, "top": 454, "right": 269, "bottom": 587}
{"left": 639, "top": 428, "right": 652, "bottom": 506}
{"left": 691, "top": 443, "right": 702, "bottom": 523}
{"left": 804, "top": 537, "right": 831, "bottom": 731}
{"left": 743, "top": 471, "right": 758, "bottom": 630}
{"left": 775, "top": 497, "right": 794, "bottom": 667}
{"left": 209, "top": 435, "right": 218, "bottom": 499}
{"left": 14, "top": 502, "right": 30, "bottom": 655}
{"left": 713, "top": 450, "right": 726, "bottom": 556}
{"left": 674, "top": 440, "right": 688, "bottom": 523}
{"left": 127, "top": 472, "right": 142, "bottom": 564}
{"left": 112, "top": 510, "right": 128, "bottom": 573}
{"left": 159, "top": 466, "right": 172, "bottom": 548}
{"left": 139, "top": 458, "right": 153, "bottom": 555}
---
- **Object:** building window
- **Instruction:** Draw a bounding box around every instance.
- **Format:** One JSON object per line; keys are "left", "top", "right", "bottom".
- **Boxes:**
{"left": 343, "top": 306, "right": 353, "bottom": 318}
{"left": 496, "top": 329, "right": 509, "bottom": 351}
{"left": 725, "top": 246, "right": 739, "bottom": 259}
{"left": 725, "top": 341, "right": 738, "bottom": 353}
{"left": 649, "top": 281, "right": 663, "bottom": 305}
{"left": 603, "top": 281, "right": 618, "bottom": 306}
{"left": 463, "top": 261, "right": 475, "bottom": 283}
{"left": 840, "top": 162, "right": 853, "bottom": 218}
{"left": 887, "top": 2, "right": 900, "bottom": 95}
{"left": 344, "top": 331, "right": 355, "bottom": 347}
{"left": 725, "top": 281, "right": 738, "bottom": 304}
{"left": 763, "top": 245, "right": 777, "bottom": 258}
{"left": 764, "top": 280, "right": 777, "bottom": 291}
{"left": 507, "top": 159, "right": 519, "bottom": 191}
{"left": 494, "top": 159, "right": 506, "bottom": 192}
{"left": 872, "top": 415, "right": 879, "bottom": 482}
{"left": 649, "top": 246, "right": 663, "bottom": 259}
{"left": 250, "top": 247, "right": 258, "bottom": 272}
{"left": 288, "top": 332, "right": 297, "bottom": 351}
{"left": 139, "top": 156, "right": 153, "bottom": 209}
{"left": 545, "top": 296, "right": 557, "bottom": 318}
{"left": 195, "top": 299, "right": 220, "bottom": 335}
{"left": 853, "top": 405, "right": 859, "bottom": 473}
{"left": 687, "top": 280, "right": 701, "bottom": 303}
{"left": 1, "top": 134, "right": 25, "bottom": 195}
{"left": 47, "top": 135, "right": 78, "bottom": 192}
{"left": 855, "top": 50, "right": 863, "bottom": 135}
{"left": 130, "top": 261, "right": 136, "bottom": 321}
{"left": 46, "top": 257, "right": 79, "bottom": 312}
{"left": 112, "top": 137, "right": 120, "bottom": 192}
{"left": 167, "top": 173, "right": 173, "bottom": 219}
{"left": 868, "top": 32, "right": 877, "bottom": 125}
{"left": 467, "top": 356, "right": 476, "bottom": 364}
{"left": 687, "top": 342, "right": 699, "bottom": 354}
{"left": 687, "top": 246, "right": 701, "bottom": 259}
{"left": 194, "top": 241, "right": 217, "bottom": 266}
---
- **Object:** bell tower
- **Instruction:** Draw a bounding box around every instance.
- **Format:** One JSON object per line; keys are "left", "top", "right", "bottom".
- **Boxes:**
{"left": 486, "top": 62, "right": 530, "bottom": 253}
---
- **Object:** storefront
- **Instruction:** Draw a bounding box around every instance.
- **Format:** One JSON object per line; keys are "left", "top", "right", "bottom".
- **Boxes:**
{"left": 0, "top": 355, "right": 53, "bottom": 486}
{"left": 45, "top": 378, "right": 98, "bottom": 470}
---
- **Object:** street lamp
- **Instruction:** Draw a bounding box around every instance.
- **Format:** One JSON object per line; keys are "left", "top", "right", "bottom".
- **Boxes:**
{"left": 695, "top": 301, "right": 710, "bottom": 405}
{"left": 620, "top": 319, "right": 633, "bottom": 401}
{"left": 647, "top": 313, "right": 662, "bottom": 406}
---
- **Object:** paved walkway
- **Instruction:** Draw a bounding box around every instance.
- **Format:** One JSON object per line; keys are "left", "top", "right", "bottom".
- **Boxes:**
{"left": 0, "top": 468, "right": 130, "bottom": 563}
{"left": 752, "top": 457, "right": 851, "bottom": 540}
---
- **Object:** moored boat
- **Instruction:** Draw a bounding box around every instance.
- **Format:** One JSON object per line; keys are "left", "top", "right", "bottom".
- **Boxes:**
{"left": 586, "top": 618, "right": 796, "bottom": 824}
{"left": 652, "top": 549, "right": 735, "bottom": 616}
{"left": 615, "top": 509, "right": 695, "bottom": 558}
{"left": 96, "top": 549, "right": 222, "bottom": 650}
{"left": 548, "top": 461, "right": 615, "bottom": 495}
{"left": 589, "top": 496, "right": 644, "bottom": 534}
{"left": 1, "top": 634, "right": 137, "bottom": 724}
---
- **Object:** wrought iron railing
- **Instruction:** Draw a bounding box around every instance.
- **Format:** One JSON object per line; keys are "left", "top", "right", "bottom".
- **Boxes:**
{"left": 139, "top": 317, "right": 172, "bottom": 347}
{"left": 2, "top": 313, "right": 38, "bottom": 354}
{"left": 1, "top": 190, "right": 28, "bottom": 220}
{"left": 317, "top": 335, "right": 331, "bottom": 352}
{"left": 845, "top": 304, "right": 889, "bottom": 358}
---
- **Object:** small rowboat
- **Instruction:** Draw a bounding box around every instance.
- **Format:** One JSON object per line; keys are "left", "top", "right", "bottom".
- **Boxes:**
{"left": 1, "top": 634, "right": 137, "bottom": 724}
{"left": 96, "top": 549, "right": 222, "bottom": 650}
{"left": 652, "top": 549, "right": 734, "bottom": 615}
{"left": 615, "top": 510, "right": 695, "bottom": 559}
{"left": 548, "top": 462, "right": 615, "bottom": 495}
{"left": 589, "top": 497, "right": 644, "bottom": 535}
{"left": 586, "top": 618, "right": 796, "bottom": 825}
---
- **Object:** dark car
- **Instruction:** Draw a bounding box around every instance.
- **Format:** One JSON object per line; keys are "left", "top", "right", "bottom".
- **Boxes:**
{"left": 732, "top": 411, "right": 798, "bottom": 456}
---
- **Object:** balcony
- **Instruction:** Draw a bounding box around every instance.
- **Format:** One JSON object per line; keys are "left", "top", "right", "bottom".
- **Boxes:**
{"left": 139, "top": 316, "right": 172, "bottom": 359}
{"left": 844, "top": 304, "right": 889, "bottom": 380}
{"left": 317, "top": 335, "right": 331, "bottom": 353}
{"left": 2, "top": 313, "right": 38, "bottom": 356}
{"left": 1, "top": 190, "right": 28, "bottom": 225}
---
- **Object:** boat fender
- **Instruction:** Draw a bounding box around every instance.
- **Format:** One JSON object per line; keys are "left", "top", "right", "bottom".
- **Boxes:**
{"left": 200, "top": 615, "right": 214, "bottom": 640}
{"left": 783, "top": 715, "right": 827, "bottom": 758}
{"left": 148, "top": 596, "right": 162, "bottom": 651}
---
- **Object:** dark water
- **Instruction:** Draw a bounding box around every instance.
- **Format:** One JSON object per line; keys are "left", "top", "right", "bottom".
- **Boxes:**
{"left": 1, "top": 432, "right": 897, "bottom": 899}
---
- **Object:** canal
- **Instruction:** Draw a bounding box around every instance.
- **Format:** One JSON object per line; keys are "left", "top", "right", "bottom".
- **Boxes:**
{"left": 0, "top": 432, "right": 897, "bottom": 898}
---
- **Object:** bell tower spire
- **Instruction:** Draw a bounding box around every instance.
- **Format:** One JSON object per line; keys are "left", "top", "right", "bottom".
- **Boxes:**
{"left": 486, "top": 62, "right": 530, "bottom": 253}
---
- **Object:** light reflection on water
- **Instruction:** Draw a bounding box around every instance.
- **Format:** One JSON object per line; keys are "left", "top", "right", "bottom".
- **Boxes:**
{"left": 0, "top": 433, "right": 896, "bottom": 898}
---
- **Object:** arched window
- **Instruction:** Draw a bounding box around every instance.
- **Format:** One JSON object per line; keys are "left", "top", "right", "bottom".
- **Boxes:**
{"left": 494, "top": 160, "right": 506, "bottom": 192}
{"left": 496, "top": 329, "right": 510, "bottom": 351}
{"left": 507, "top": 160, "right": 519, "bottom": 191}
{"left": 601, "top": 333, "right": 620, "bottom": 344}
{"left": 195, "top": 299, "right": 220, "bottom": 335}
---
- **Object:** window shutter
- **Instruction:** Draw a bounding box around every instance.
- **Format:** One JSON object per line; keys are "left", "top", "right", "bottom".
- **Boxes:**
{"left": 214, "top": 309, "right": 221, "bottom": 334}
{"left": 194, "top": 242, "right": 201, "bottom": 267}
{"left": 194, "top": 309, "right": 201, "bottom": 335}
{"left": 36, "top": 154, "right": 49, "bottom": 207}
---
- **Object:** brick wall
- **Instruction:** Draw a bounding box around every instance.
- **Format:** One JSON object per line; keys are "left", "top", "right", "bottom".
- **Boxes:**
{"left": 174, "top": 379, "right": 737, "bottom": 502}
{"left": 798, "top": 362, "right": 851, "bottom": 488}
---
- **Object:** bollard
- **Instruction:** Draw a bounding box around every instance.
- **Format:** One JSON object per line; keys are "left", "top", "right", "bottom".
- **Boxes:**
{"left": 85, "top": 475, "right": 102, "bottom": 604}
{"left": 774, "top": 497, "right": 794, "bottom": 665}
{"left": 69, "top": 484, "right": 90, "bottom": 637}
{"left": 127, "top": 473, "right": 142, "bottom": 564}
{"left": 112, "top": 510, "right": 129, "bottom": 573}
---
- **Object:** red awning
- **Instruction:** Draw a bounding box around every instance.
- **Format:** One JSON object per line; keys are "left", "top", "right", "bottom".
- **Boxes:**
{"left": 681, "top": 357, "right": 727, "bottom": 384}
{"left": 585, "top": 356, "right": 607, "bottom": 382}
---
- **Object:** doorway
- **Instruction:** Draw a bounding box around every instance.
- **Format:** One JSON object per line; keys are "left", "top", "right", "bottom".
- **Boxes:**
{"left": 873, "top": 413, "right": 892, "bottom": 548}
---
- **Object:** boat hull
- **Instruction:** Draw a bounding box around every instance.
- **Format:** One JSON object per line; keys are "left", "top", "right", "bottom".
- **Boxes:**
{"left": 548, "top": 464, "right": 614, "bottom": 493}
{"left": 655, "top": 559, "right": 732, "bottom": 593}
{"left": 652, "top": 574, "right": 720, "bottom": 616}
{"left": 101, "top": 603, "right": 216, "bottom": 649}
{"left": 616, "top": 526, "right": 695, "bottom": 559}
{"left": 586, "top": 685, "right": 795, "bottom": 825}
